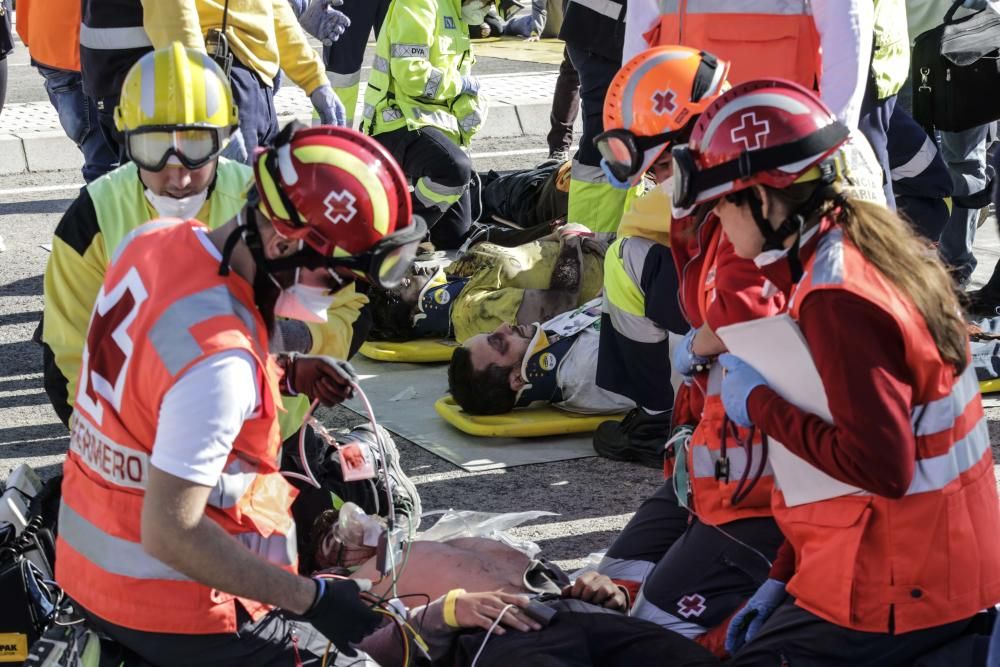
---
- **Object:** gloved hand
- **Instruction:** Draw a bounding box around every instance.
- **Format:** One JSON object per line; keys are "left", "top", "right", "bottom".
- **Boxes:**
{"left": 297, "top": 578, "right": 382, "bottom": 657}
{"left": 311, "top": 85, "right": 348, "bottom": 126}
{"left": 725, "top": 579, "right": 786, "bottom": 654}
{"left": 461, "top": 75, "right": 481, "bottom": 96}
{"left": 287, "top": 354, "right": 358, "bottom": 406}
{"left": 672, "top": 328, "right": 710, "bottom": 377}
{"left": 962, "top": 0, "right": 988, "bottom": 9}
{"left": 299, "top": 0, "right": 351, "bottom": 44}
{"left": 600, "top": 158, "right": 634, "bottom": 190}
{"left": 718, "top": 353, "right": 768, "bottom": 428}
{"left": 287, "top": 0, "right": 308, "bottom": 18}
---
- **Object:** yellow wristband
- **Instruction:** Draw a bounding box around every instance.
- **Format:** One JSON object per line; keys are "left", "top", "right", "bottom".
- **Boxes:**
{"left": 443, "top": 588, "right": 466, "bottom": 628}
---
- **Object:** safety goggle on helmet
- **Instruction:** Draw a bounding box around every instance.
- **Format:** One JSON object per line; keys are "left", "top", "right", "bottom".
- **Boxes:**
{"left": 252, "top": 123, "right": 426, "bottom": 289}
{"left": 115, "top": 43, "right": 239, "bottom": 172}
{"left": 595, "top": 46, "right": 730, "bottom": 186}
{"left": 671, "top": 79, "right": 850, "bottom": 211}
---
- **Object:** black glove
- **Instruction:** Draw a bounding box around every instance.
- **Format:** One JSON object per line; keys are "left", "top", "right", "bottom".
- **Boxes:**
{"left": 287, "top": 354, "right": 358, "bottom": 406}
{"left": 297, "top": 578, "right": 382, "bottom": 656}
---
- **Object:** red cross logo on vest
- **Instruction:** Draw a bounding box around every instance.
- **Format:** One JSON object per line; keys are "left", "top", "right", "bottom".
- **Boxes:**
{"left": 652, "top": 89, "right": 677, "bottom": 116}
{"left": 76, "top": 267, "right": 148, "bottom": 425}
{"left": 323, "top": 189, "right": 358, "bottom": 225}
{"left": 730, "top": 112, "right": 770, "bottom": 151}
{"left": 676, "top": 593, "right": 707, "bottom": 619}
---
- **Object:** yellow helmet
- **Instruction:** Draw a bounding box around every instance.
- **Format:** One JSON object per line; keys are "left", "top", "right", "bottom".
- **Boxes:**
{"left": 114, "top": 43, "right": 238, "bottom": 170}
{"left": 115, "top": 42, "right": 237, "bottom": 132}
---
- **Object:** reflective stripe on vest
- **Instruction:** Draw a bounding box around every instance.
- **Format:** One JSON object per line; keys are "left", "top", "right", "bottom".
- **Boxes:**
{"left": 908, "top": 414, "right": 989, "bottom": 495}
{"left": 914, "top": 363, "right": 980, "bottom": 436}
{"left": 690, "top": 441, "right": 767, "bottom": 480}
{"left": 148, "top": 285, "right": 259, "bottom": 376}
{"left": 79, "top": 24, "right": 152, "bottom": 50}
{"left": 604, "top": 237, "right": 667, "bottom": 344}
{"left": 681, "top": 0, "right": 812, "bottom": 15}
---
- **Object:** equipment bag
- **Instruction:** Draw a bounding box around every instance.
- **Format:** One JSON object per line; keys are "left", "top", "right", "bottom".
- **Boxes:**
{"left": 0, "top": 523, "right": 59, "bottom": 663}
{"left": 912, "top": 1, "right": 1000, "bottom": 134}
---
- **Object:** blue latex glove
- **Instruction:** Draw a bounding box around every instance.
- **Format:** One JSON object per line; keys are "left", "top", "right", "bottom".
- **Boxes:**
{"left": 287, "top": 0, "right": 308, "bottom": 18}
{"left": 461, "top": 75, "right": 481, "bottom": 96}
{"left": 962, "top": 0, "right": 988, "bottom": 8}
{"left": 299, "top": 0, "right": 351, "bottom": 45}
{"left": 672, "top": 327, "right": 710, "bottom": 377}
{"left": 311, "top": 85, "right": 347, "bottom": 126}
{"left": 725, "top": 578, "right": 786, "bottom": 654}
{"left": 718, "top": 353, "right": 768, "bottom": 428}
{"left": 600, "top": 158, "right": 634, "bottom": 190}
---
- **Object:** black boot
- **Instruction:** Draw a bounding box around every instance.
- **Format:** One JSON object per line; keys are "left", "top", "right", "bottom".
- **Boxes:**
{"left": 593, "top": 408, "right": 673, "bottom": 469}
{"left": 965, "top": 263, "right": 1000, "bottom": 316}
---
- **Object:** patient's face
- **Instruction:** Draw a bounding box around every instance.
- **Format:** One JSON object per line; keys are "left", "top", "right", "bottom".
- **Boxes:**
{"left": 394, "top": 265, "right": 439, "bottom": 308}
{"left": 464, "top": 323, "right": 535, "bottom": 376}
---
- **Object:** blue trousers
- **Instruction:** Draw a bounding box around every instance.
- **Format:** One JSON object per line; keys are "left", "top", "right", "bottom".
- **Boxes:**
{"left": 37, "top": 66, "right": 119, "bottom": 182}
{"left": 220, "top": 59, "right": 279, "bottom": 164}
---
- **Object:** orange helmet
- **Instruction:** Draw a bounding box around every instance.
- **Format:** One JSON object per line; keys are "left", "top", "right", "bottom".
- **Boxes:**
{"left": 597, "top": 46, "right": 730, "bottom": 185}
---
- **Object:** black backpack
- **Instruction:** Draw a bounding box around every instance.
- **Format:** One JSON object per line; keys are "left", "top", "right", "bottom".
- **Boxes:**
{"left": 912, "top": 1, "right": 1000, "bottom": 134}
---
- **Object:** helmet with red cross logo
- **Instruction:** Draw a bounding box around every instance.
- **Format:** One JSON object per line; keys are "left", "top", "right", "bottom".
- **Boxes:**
{"left": 671, "top": 79, "right": 850, "bottom": 210}
{"left": 596, "top": 46, "right": 730, "bottom": 185}
{"left": 251, "top": 123, "right": 426, "bottom": 288}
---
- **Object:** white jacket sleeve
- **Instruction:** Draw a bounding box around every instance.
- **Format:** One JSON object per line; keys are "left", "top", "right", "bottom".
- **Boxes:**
{"left": 812, "top": 0, "right": 874, "bottom": 129}
{"left": 623, "top": 0, "right": 660, "bottom": 64}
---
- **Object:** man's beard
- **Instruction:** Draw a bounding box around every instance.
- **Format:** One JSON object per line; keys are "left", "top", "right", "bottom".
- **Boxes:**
{"left": 253, "top": 267, "right": 282, "bottom": 338}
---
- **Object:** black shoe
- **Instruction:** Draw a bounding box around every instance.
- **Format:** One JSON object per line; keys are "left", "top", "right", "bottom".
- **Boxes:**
{"left": 964, "top": 287, "right": 1000, "bottom": 317}
{"left": 593, "top": 408, "right": 672, "bottom": 469}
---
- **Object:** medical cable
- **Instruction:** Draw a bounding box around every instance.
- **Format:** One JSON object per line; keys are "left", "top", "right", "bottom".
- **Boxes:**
{"left": 469, "top": 603, "right": 514, "bottom": 667}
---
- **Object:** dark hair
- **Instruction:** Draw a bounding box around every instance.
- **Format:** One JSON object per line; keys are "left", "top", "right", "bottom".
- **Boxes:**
{"left": 366, "top": 286, "right": 418, "bottom": 341}
{"left": 448, "top": 347, "right": 518, "bottom": 415}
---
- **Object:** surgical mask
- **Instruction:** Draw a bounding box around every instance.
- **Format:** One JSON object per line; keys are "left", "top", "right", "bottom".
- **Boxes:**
{"left": 461, "top": 1, "right": 489, "bottom": 25}
{"left": 144, "top": 188, "right": 209, "bottom": 220}
{"left": 273, "top": 269, "right": 337, "bottom": 323}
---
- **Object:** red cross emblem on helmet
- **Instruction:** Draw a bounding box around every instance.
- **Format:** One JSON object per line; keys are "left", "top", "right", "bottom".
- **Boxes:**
{"left": 652, "top": 89, "right": 678, "bottom": 116}
{"left": 730, "top": 112, "right": 770, "bottom": 151}
{"left": 323, "top": 189, "right": 358, "bottom": 225}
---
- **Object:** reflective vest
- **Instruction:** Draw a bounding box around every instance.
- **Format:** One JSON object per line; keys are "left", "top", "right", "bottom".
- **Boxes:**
{"left": 599, "top": 236, "right": 675, "bottom": 411}
{"left": 79, "top": 0, "right": 151, "bottom": 99}
{"left": 775, "top": 226, "right": 1000, "bottom": 633}
{"left": 16, "top": 0, "right": 81, "bottom": 71}
{"left": 86, "top": 159, "right": 310, "bottom": 439}
{"left": 647, "top": 0, "right": 820, "bottom": 91}
{"left": 682, "top": 223, "right": 774, "bottom": 525}
{"left": 361, "top": 0, "right": 486, "bottom": 147}
{"left": 872, "top": 0, "right": 910, "bottom": 100}
{"left": 56, "top": 221, "right": 298, "bottom": 634}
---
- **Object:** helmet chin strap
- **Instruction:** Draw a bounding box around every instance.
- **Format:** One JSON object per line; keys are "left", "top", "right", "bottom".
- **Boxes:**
{"left": 747, "top": 187, "right": 828, "bottom": 284}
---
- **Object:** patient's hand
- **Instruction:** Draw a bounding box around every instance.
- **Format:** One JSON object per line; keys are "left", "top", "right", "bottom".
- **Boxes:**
{"left": 561, "top": 572, "right": 627, "bottom": 610}
{"left": 455, "top": 591, "right": 542, "bottom": 634}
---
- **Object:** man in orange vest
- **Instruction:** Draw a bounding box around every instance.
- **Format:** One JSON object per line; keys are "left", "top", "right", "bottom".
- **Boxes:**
{"left": 55, "top": 123, "right": 428, "bottom": 664}
{"left": 16, "top": 0, "right": 119, "bottom": 180}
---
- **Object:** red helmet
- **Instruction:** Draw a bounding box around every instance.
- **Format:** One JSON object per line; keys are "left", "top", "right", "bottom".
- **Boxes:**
{"left": 671, "top": 79, "right": 850, "bottom": 209}
{"left": 252, "top": 124, "right": 425, "bottom": 288}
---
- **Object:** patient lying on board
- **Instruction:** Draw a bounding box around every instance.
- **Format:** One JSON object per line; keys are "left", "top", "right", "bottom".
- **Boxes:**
{"left": 447, "top": 299, "right": 635, "bottom": 416}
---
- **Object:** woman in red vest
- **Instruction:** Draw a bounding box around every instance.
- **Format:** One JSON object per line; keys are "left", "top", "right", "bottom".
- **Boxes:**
{"left": 671, "top": 78, "right": 1000, "bottom": 666}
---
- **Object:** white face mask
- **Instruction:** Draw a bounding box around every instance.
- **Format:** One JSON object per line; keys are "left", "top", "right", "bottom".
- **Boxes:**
{"left": 144, "top": 188, "right": 209, "bottom": 220}
{"left": 461, "top": 1, "right": 489, "bottom": 25}
{"left": 273, "top": 269, "right": 337, "bottom": 323}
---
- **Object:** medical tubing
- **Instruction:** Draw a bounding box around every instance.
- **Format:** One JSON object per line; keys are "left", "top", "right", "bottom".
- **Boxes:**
{"left": 282, "top": 399, "right": 323, "bottom": 488}
{"left": 470, "top": 604, "right": 515, "bottom": 667}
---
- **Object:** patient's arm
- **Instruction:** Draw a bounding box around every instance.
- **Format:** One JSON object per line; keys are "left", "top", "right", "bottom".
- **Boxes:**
{"left": 350, "top": 537, "right": 532, "bottom": 600}
{"left": 516, "top": 235, "right": 584, "bottom": 324}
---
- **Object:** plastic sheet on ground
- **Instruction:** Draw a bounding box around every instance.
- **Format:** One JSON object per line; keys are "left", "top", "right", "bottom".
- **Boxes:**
{"left": 418, "top": 509, "right": 558, "bottom": 558}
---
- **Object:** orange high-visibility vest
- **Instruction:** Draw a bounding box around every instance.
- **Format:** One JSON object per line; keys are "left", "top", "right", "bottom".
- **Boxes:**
{"left": 775, "top": 225, "right": 1000, "bottom": 633}
{"left": 56, "top": 220, "right": 297, "bottom": 635}
{"left": 15, "top": 0, "right": 82, "bottom": 72}
{"left": 685, "top": 224, "right": 774, "bottom": 524}
{"left": 645, "top": 0, "right": 821, "bottom": 91}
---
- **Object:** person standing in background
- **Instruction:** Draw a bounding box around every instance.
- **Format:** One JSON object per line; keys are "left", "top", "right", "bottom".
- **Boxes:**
{"left": 558, "top": 0, "right": 636, "bottom": 233}
{"left": 15, "top": 0, "right": 119, "bottom": 181}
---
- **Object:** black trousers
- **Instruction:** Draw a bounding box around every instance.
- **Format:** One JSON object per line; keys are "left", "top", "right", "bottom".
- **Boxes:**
{"left": 730, "top": 599, "right": 975, "bottom": 667}
{"left": 375, "top": 126, "right": 473, "bottom": 250}
{"left": 547, "top": 46, "right": 581, "bottom": 155}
